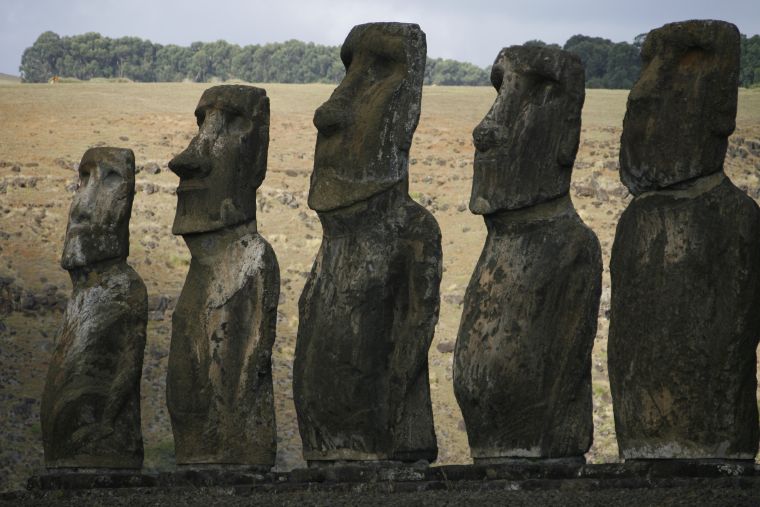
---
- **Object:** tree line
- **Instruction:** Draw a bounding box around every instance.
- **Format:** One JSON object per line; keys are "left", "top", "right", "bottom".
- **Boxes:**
{"left": 19, "top": 31, "right": 760, "bottom": 88}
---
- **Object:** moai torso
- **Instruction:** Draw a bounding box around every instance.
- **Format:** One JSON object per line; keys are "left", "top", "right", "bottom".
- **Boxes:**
{"left": 609, "top": 20, "right": 760, "bottom": 460}
{"left": 165, "top": 85, "right": 279, "bottom": 467}
{"left": 41, "top": 148, "right": 147, "bottom": 469}
{"left": 293, "top": 23, "right": 442, "bottom": 464}
{"left": 453, "top": 47, "right": 601, "bottom": 461}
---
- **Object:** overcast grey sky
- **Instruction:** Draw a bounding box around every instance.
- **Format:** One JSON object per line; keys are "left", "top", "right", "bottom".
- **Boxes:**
{"left": 2, "top": 0, "right": 759, "bottom": 75}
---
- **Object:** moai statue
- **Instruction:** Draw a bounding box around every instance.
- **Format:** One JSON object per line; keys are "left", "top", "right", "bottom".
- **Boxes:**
{"left": 166, "top": 85, "right": 279, "bottom": 468}
{"left": 609, "top": 20, "right": 760, "bottom": 460}
{"left": 41, "top": 147, "right": 147, "bottom": 469}
{"left": 453, "top": 46, "right": 602, "bottom": 462}
{"left": 293, "top": 22, "right": 442, "bottom": 465}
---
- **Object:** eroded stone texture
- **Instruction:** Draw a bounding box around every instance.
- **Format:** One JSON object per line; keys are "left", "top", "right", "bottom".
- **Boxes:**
{"left": 469, "top": 46, "right": 585, "bottom": 214}
{"left": 166, "top": 85, "right": 279, "bottom": 467}
{"left": 294, "top": 23, "right": 441, "bottom": 464}
{"left": 609, "top": 20, "right": 760, "bottom": 460}
{"left": 454, "top": 46, "right": 601, "bottom": 461}
{"left": 619, "top": 20, "right": 741, "bottom": 195}
{"left": 41, "top": 147, "right": 147, "bottom": 469}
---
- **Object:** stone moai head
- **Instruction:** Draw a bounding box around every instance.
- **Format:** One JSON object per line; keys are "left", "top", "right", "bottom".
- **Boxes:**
{"left": 470, "top": 46, "right": 585, "bottom": 214}
{"left": 620, "top": 20, "right": 740, "bottom": 195}
{"left": 170, "top": 85, "right": 270, "bottom": 235}
{"left": 308, "top": 22, "right": 426, "bottom": 211}
{"left": 61, "top": 147, "right": 135, "bottom": 270}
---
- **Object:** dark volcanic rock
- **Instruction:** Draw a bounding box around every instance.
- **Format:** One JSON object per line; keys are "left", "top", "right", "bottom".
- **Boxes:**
{"left": 619, "top": 20, "right": 741, "bottom": 195}
{"left": 609, "top": 20, "right": 760, "bottom": 460}
{"left": 166, "top": 85, "right": 279, "bottom": 467}
{"left": 454, "top": 45, "right": 600, "bottom": 461}
{"left": 469, "top": 46, "right": 585, "bottom": 213}
{"left": 307, "top": 22, "right": 426, "bottom": 212}
{"left": 294, "top": 23, "right": 441, "bottom": 464}
{"left": 609, "top": 174, "right": 760, "bottom": 459}
{"left": 454, "top": 197, "right": 601, "bottom": 460}
{"left": 41, "top": 147, "right": 147, "bottom": 469}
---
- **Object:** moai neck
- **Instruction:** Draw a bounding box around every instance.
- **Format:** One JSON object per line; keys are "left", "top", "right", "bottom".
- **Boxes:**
{"left": 637, "top": 171, "right": 726, "bottom": 199}
{"left": 316, "top": 181, "right": 407, "bottom": 238}
{"left": 484, "top": 194, "right": 576, "bottom": 233}
{"left": 182, "top": 219, "right": 258, "bottom": 264}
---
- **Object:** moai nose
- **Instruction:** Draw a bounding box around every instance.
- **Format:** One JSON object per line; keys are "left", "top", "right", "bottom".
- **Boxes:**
{"left": 168, "top": 139, "right": 207, "bottom": 180}
{"left": 472, "top": 120, "right": 501, "bottom": 153}
{"left": 313, "top": 97, "right": 350, "bottom": 136}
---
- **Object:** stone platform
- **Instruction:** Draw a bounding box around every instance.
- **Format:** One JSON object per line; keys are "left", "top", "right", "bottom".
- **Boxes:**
{"left": 1, "top": 461, "right": 758, "bottom": 506}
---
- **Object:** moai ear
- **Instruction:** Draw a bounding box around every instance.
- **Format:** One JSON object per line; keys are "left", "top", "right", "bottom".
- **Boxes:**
{"left": 557, "top": 115, "right": 581, "bottom": 168}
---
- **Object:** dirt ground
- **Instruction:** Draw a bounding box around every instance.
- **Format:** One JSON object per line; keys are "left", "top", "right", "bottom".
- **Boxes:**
{"left": 1, "top": 80, "right": 759, "bottom": 493}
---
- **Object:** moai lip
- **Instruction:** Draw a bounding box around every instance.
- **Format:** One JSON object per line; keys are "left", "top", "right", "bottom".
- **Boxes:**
{"left": 294, "top": 22, "right": 442, "bottom": 464}
{"left": 619, "top": 20, "right": 741, "bottom": 195}
{"left": 454, "top": 46, "right": 602, "bottom": 460}
{"left": 609, "top": 20, "right": 760, "bottom": 460}
{"left": 469, "top": 45, "right": 585, "bottom": 214}
{"left": 42, "top": 147, "right": 147, "bottom": 469}
{"left": 166, "top": 85, "right": 279, "bottom": 467}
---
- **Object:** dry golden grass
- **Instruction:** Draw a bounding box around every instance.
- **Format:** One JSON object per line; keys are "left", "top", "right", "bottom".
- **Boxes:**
{"left": 1, "top": 82, "right": 759, "bottom": 492}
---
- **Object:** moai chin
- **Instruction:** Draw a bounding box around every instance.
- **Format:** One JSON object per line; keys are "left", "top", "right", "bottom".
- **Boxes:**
{"left": 293, "top": 22, "right": 442, "bottom": 465}
{"left": 609, "top": 20, "right": 760, "bottom": 460}
{"left": 166, "top": 85, "right": 279, "bottom": 468}
{"left": 453, "top": 46, "right": 602, "bottom": 462}
{"left": 41, "top": 147, "right": 147, "bottom": 469}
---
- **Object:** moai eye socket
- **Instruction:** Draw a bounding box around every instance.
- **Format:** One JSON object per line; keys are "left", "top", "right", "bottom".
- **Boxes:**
{"left": 78, "top": 166, "right": 91, "bottom": 189}
{"left": 525, "top": 73, "right": 560, "bottom": 105}
{"left": 226, "top": 114, "right": 252, "bottom": 135}
{"left": 102, "top": 169, "right": 124, "bottom": 188}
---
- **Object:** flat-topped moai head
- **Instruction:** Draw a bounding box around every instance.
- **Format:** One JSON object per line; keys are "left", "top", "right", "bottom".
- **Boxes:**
{"left": 61, "top": 147, "right": 135, "bottom": 269}
{"left": 620, "top": 20, "right": 740, "bottom": 195}
{"left": 169, "top": 85, "right": 270, "bottom": 234}
{"left": 470, "top": 46, "right": 585, "bottom": 214}
{"left": 308, "top": 22, "right": 426, "bottom": 211}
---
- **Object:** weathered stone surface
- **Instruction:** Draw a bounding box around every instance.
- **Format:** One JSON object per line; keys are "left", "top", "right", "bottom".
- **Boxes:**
{"left": 609, "top": 174, "right": 760, "bottom": 459}
{"left": 294, "top": 23, "right": 441, "bottom": 464}
{"left": 610, "top": 20, "right": 760, "bottom": 460}
{"left": 166, "top": 85, "right": 279, "bottom": 467}
{"left": 619, "top": 20, "right": 741, "bottom": 195}
{"left": 308, "top": 22, "right": 426, "bottom": 212}
{"left": 41, "top": 147, "right": 147, "bottom": 469}
{"left": 455, "top": 196, "right": 601, "bottom": 460}
{"left": 470, "top": 46, "right": 585, "bottom": 214}
{"left": 170, "top": 85, "right": 269, "bottom": 235}
{"left": 454, "top": 46, "right": 600, "bottom": 461}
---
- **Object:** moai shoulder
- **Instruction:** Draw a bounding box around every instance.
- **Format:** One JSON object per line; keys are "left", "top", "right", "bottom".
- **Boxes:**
{"left": 166, "top": 85, "right": 279, "bottom": 468}
{"left": 609, "top": 20, "right": 760, "bottom": 460}
{"left": 41, "top": 147, "right": 147, "bottom": 469}
{"left": 294, "top": 22, "right": 441, "bottom": 465}
{"left": 454, "top": 45, "right": 601, "bottom": 461}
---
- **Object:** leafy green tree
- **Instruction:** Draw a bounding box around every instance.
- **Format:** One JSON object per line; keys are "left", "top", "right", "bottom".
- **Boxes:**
{"left": 20, "top": 30, "right": 760, "bottom": 88}
{"left": 20, "top": 31, "right": 64, "bottom": 82}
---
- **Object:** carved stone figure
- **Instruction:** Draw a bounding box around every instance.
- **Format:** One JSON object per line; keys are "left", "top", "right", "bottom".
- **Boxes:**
{"left": 453, "top": 46, "right": 602, "bottom": 462}
{"left": 293, "top": 22, "right": 441, "bottom": 465}
{"left": 166, "top": 85, "right": 279, "bottom": 468}
{"left": 609, "top": 20, "right": 760, "bottom": 460}
{"left": 41, "top": 147, "right": 147, "bottom": 469}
